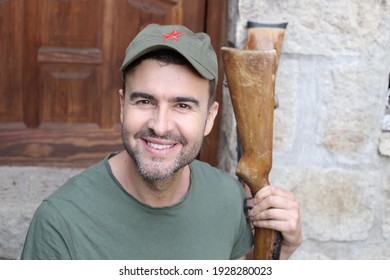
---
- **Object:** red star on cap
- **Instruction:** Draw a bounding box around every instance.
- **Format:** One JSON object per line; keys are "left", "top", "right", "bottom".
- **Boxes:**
{"left": 163, "top": 29, "right": 184, "bottom": 41}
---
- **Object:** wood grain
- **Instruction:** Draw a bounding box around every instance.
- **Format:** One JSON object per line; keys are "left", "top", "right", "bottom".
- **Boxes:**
{"left": 221, "top": 47, "right": 282, "bottom": 260}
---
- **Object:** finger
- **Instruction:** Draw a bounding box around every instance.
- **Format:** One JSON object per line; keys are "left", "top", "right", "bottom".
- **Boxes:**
{"left": 253, "top": 219, "right": 302, "bottom": 250}
{"left": 252, "top": 214, "right": 300, "bottom": 234}
{"left": 252, "top": 195, "right": 298, "bottom": 214}
{"left": 254, "top": 185, "right": 295, "bottom": 204}
{"left": 250, "top": 206, "right": 299, "bottom": 225}
{"left": 252, "top": 219, "right": 290, "bottom": 232}
{"left": 250, "top": 208, "right": 289, "bottom": 222}
{"left": 250, "top": 205, "right": 300, "bottom": 229}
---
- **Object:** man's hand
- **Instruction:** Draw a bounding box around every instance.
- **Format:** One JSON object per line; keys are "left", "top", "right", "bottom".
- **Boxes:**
{"left": 247, "top": 185, "right": 302, "bottom": 260}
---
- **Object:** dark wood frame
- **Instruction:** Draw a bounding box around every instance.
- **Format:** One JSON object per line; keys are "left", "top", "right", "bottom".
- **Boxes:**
{"left": 199, "top": 0, "right": 228, "bottom": 166}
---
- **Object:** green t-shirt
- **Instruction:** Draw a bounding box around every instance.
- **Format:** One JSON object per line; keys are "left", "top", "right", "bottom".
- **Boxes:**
{"left": 21, "top": 155, "right": 253, "bottom": 260}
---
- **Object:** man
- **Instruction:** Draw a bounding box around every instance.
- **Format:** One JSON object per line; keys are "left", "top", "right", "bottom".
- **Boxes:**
{"left": 21, "top": 24, "right": 301, "bottom": 260}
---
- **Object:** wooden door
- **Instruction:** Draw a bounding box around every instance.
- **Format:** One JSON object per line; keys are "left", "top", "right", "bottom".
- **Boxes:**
{"left": 0, "top": 0, "right": 227, "bottom": 167}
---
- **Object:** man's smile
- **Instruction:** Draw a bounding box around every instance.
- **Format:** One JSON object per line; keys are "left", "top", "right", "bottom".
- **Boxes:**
{"left": 147, "top": 141, "right": 175, "bottom": 150}
{"left": 141, "top": 137, "right": 181, "bottom": 156}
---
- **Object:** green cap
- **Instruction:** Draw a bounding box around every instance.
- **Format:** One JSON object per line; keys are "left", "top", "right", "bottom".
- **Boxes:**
{"left": 120, "top": 24, "right": 218, "bottom": 84}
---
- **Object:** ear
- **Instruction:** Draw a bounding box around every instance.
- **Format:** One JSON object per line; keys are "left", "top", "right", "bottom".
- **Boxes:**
{"left": 204, "top": 101, "right": 219, "bottom": 136}
{"left": 119, "top": 89, "right": 125, "bottom": 124}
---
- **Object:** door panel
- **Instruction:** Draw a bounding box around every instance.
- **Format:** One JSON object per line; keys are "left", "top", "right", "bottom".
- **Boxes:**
{"left": 0, "top": 0, "right": 226, "bottom": 167}
{"left": 40, "top": 0, "right": 103, "bottom": 47}
{"left": 37, "top": 0, "right": 103, "bottom": 127}
{"left": 39, "top": 64, "right": 100, "bottom": 125}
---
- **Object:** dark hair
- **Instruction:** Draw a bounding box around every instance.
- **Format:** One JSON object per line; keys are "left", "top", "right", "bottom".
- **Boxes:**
{"left": 121, "top": 49, "right": 216, "bottom": 108}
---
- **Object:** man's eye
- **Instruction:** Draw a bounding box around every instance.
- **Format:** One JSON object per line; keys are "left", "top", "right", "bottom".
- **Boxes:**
{"left": 177, "top": 103, "right": 190, "bottom": 109}
{"left": 137, "top": 100, "right": 151, "bottom": 105}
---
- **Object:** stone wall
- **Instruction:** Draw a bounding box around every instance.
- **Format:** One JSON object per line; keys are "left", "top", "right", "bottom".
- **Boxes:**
{"left": 219, "top": 0, "right": 390, "bottom": 259}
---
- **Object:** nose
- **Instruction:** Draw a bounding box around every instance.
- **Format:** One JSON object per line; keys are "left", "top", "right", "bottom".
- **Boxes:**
{"left": 148, "top": 106, "right": 174, "bottom": 137}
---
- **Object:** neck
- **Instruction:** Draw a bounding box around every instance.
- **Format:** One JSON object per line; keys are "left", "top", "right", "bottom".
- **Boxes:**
{"left": 109, "top": 151, "right": 191, "bottom": 207}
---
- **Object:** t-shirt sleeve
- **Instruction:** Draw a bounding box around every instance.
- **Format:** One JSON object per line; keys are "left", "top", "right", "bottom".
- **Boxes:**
{"left": 230, "top": 187, "right": 254, "bottom": 259}
{"left": 20, "top": 200, "right": 73, "bottom": 260}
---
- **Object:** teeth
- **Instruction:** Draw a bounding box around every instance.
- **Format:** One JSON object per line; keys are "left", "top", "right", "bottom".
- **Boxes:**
{"left": 147, "top": 142, "right": 174, "bottom": 150}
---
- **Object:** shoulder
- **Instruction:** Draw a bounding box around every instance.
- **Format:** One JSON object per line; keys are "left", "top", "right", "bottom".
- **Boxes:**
{"left": 190, "top": 160, "right": 239, "bottom": 183}
{"left": 46, "top": 158, "right": 110, "bottom": 203}
{"left": 190, "top": 160, "right": 245, "bottom": 197}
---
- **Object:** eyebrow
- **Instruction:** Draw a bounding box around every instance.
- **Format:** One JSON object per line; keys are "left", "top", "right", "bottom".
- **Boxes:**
{"left": 129, "top": 92, "right": 200, "bottom": 107}
{"left": 129, "top": 92, "right": 155, "bottom": 102}
{"left": 172, "top": 96, "right": 200, "bottom": 107}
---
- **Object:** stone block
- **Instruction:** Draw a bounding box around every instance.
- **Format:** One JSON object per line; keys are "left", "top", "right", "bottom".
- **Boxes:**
{"left": 271, "top": 166, "right": 375, "bottom": 242}
{"left": 273, "top": 58, "right": 298, "bottom": 151}
{"left": 319, "top": 63, "right": 382, "bottom": 160}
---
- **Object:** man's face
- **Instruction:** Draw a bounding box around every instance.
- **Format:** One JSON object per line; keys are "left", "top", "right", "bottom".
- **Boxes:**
{"left": 120, "top": 58, "right": 218, "bottom": 181}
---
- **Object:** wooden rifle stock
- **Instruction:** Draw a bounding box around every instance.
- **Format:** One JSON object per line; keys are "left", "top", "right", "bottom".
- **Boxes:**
{"left": 221, "top": 21, "right": 287, "bottom": 260}
{"left": 246, "top": 21, "right": 288, "bottom": 67}
{"left": 221, "top": 48, "right": 281, "bottom": 259}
